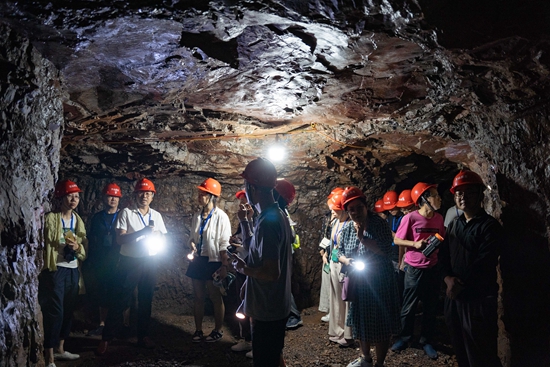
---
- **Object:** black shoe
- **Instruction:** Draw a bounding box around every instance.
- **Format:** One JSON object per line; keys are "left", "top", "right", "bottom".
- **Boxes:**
{"left": 86, "top": 325, "right": 104, "bottom": 336}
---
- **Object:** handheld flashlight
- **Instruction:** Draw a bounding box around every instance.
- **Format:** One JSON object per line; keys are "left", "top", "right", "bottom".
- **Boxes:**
{"left": 352, "top": 259, "right": 366, "bottom": 271}
{"left": 187, "top": 252, "right": 195, "bottom": 260}
{"left": 235, "top": 301, "right": 246, "bottom": 320}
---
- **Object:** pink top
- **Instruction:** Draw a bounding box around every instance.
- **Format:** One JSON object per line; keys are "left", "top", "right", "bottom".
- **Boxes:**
{"left": 395, "top": 210, "right": 445, "bottom": 269}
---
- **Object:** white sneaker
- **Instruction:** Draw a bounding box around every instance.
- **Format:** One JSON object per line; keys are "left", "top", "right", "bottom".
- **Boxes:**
{"left": 47, "top": 363, "right": 56, "bottom": 367}
{"left": 246, "top": 350, "right": 253, "bottom": 359}
{"left": 231, "top": 340, "right": 252, "bottom": 352}
{"left": 346, "top": 356, "right": 373, "bottom": 367}
{"left": 54, "top": 351, "right": 80, "bottom": 361}
{"left": 321, "top": 313, "right": 330, "bottom": 322}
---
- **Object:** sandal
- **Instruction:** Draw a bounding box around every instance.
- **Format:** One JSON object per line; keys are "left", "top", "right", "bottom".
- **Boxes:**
{"left": 192, "top": 330, "right": 203, "bottom": 343}
{"left": 205, "top": 329, "right": 223, "bottom": 342}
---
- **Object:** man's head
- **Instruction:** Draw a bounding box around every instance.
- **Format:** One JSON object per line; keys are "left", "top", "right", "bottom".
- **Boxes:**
{"left": 450, "top": 170, "right": 485, "bottom": 212}
{"left": 103, "top": 183, "right": 122, "bottom": 210}
{"left": 396, "top": 189, "right": 415, "bottom": 214}
{"left": 134, "top": 178, "right": 155, "bottom": 208}
{"left": 411, "top": 182, "right": 441, "bottom": 211}
{"left": 342, "top": 186, "right": 368, "bottom": 224}
{"left": 241, "top": 158, "right": 277, "bottom": 205}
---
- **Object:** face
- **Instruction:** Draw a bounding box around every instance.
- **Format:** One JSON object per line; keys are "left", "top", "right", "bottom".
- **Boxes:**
{"left": 238, "top": 195, "right": 248, "bottom": 205}
{"left": 377, "top": 212, "right": 387, "bottom": 220}
{"left": 346, "top": 198, "right": 368, "bottom": 224}
{"left": 331, "top": 208, "right": 344, "bottom": 217}
{"left": 389, "top": 208, "right": 400, "bottom": 216}
{"left": 454, "top": 185, "right": 482, "bottom": 211}
{"left": 197, "top": 190, "right": 212, "bottom": 206}
{"left": 425, "top": 187, "right": 441, "bottom": 210}
{"left": 104, "top": 195, "right": 120, "bottom": 209}
{"left": 401, "top": 206, "right": 414, "bottom": 215}
{"left": 244, "top": 181, "right": 256, "bottom": 205}
{"left": 62, "top": 193, "right": 80, "bottom": 210}
{"left": 136, "top": 191, "right": 154, "bottom": 207}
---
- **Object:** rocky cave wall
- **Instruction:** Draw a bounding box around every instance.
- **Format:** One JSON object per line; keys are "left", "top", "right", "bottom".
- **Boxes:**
{"left": 0, "top": 25, "right": 65, "bottom": 367}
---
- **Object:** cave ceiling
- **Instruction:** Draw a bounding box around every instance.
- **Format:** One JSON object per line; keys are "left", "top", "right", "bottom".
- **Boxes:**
{"left": 1, "top": 0, "right": 549, "bottom": 185}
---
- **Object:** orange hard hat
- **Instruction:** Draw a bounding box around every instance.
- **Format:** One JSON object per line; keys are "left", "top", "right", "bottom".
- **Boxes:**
{"left": 198, "top": 178, "right": 222, "bottom": 197}
{"left": 382, "top": 191, "right": 398, "bottom": 210}
{"left": 341, "top": 186, "right": 366, "bottom": 209}
{"left": 450, "top": 170, "right": 485, "bottom": 194}
{"left": 134, "top": 178, "right": 156, "bottom": 193}
{"left": 241, "top": 158, "right": 277, "bottom": 188}
{"left": 54, "top": 179, "right": 82, "bottom": 198}
{"left": 374, "top": 199, "right": 385, "bottom": 213}
{"left": 235, "top": 190, "right": 246, "bottom": 199}
{"left": 411, "top": 182, "right": 437, "bottom": 205}
{"left": 103, "top": 183, "right": 122, "bottom": 197}
{"left": 327, "top": 198, "right": 335, "bottom": 210}
{"left": 396, "top": 189, "right": 414, "bottom": 208}
{"left": 327, "top": 187, "right": 344, "bottom": 199}
{"left": 329, "top": 192, "right": 344, "bottom": 211}
{"left": 275, "top": 178, "right": 296, "bottom": 204}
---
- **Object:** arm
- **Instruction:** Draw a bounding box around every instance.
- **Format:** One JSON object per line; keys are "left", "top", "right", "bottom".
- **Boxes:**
{"left": 439, "top": 220, "right": 464, "bottom": 299}
{"left": 394, "top": 236, "right": 426, "bottom": 250}
{"left": 116, "top": 227, "right": 152, "bottom": 245}
{"left": 233, "top": 255, "right": 280, "bottom": 281}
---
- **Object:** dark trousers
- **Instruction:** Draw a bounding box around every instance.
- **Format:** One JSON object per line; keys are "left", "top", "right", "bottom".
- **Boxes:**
{"left": 251, "top": 316, "right": 288, "bottom": 367}
{"left": 102, "top": 255, "right": 157, "bottom": 342}
{"left": 399, "top": 265, "right": 439, "bottom": 343}
{"left": 445, "top": 295, "right": 502, "bottom": 367}
{"left": 38, "top": 267, "right": 80, "bottom": 349}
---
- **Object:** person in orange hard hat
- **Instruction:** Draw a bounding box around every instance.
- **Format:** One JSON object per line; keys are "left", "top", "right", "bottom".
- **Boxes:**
{"left": 383, "top": 191, "right": 403, "bottom": 275}
{"left": 391, "top": 182, "right": 445, "bottom": 360}
{"left": 373, "top": 199, "right": 387, "bottom": 220}
{"left": 395, "top": 189, "right": 416, "bottom": 300}
{"left": 40, "top": 179, "right": 87, "bottom": 366}
{"left": 186, "top": 178, "right": 232, "bottom": 343}
{"left": 84, "top": 183, "right": 123, "bottom": 337}
{"left": 439, "top": 171, "right": 503, "bottom": 367}
{"left": 98, "top": 178, "right": 167, "bottom": 354}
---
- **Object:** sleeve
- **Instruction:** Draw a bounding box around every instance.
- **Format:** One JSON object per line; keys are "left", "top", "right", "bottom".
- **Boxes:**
{"left": 395, "top": 213, "right": 412, "bottom": 240}
{"left": 116, "top": 209, "right": 129, "bottom": 232}
{"left": 217, "top": 212, "right": 231, "bottom": 252}
{"left": 188, "top": 213, "right": 199, "bottom": 246}
{"left": 155, "top": 212, "right": 168, "bottom": 234}
{"left": 371, "top": 216, "right": 393, "bottom": 257}
{"left": 240, "top": 220, "right": 254, "bottom": 251}
{"left": 256, "top": 214, "right": 282, "bottom": 261}
{"left": 75, "top": 213, "right": 87, "bottom": 261}
{"left": 337, "top": 224, "right": 354, "bottom": 258}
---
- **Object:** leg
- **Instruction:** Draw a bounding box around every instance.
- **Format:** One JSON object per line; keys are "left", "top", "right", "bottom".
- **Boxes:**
{"left": 374, "top": 340, "right": 390, "bottom": 365}
{"left": 445, "top": 297, "right": 470, "bottom": 367}
{"left": 38, "top": 270, "right": 64, "bottom": 361}
{"left": 252, "top": 317, "right": 288, "bottom": 367}
{"left": 399, "top": 266, "right": 423, "bottom": 341}
{"left": 419, "top": 267, "right": 439, "bottom": 344}
{"left": 136, "top": 257, "right": 157, "bottom": 341}
{"left": 192, "top": 278, "right": 207, "bottom": 332}
{"left": 206, "top": 279, "right": 225, "bottom": 331}
{"left": 58, "top": 268, "right": 79, "bottom": 351}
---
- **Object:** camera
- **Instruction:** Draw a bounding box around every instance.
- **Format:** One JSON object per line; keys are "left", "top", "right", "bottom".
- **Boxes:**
{"left": 63, "top": 245, "right": 76, "bottom": 262}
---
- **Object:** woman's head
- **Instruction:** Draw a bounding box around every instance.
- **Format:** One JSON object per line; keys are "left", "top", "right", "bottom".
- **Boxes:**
{"left": 197, "top": 178, "right": 221, "bottom": 208}
{"left": 342, "top": 187, "right": 368, "bottom": 223}
{"left": 54, "top": 179, "right": 82, "bottom": 211}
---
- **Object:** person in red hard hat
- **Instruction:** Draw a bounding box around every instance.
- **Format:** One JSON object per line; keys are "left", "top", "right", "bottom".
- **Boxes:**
{"left": 391, "top": 182, "right": 445, "bottom": 360}
{"left": 439, "top": 171, "right": 503, "bottom": 367}
{"left": 186, "top": 178, "right": 232, "bottom": 343}
{"left": 373, "top": 199, "right": 387, "bottom": 220}
{"left": 40, "top": 179, "right": 87, "bottom": 366}
{"left": 231, "top": 158, "right": 293, "bottom": 367}
{"left": 84, "top": 183, "right": 124, "bottom": 337}
{"left": 98, "top": 178, "right": 167, "bottom": 354}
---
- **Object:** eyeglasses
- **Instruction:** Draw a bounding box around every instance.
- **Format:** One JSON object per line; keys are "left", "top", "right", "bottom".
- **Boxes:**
{"left": 137, "top": 192, "right": 154, "bottom": 197}
{"left": 454, "top": 189, "right": 479, "bottom": 199}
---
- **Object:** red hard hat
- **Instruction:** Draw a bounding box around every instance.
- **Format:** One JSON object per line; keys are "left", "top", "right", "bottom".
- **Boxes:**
{"left": 54, "top": 179, "right": 82, "bottom": 198}
{"left": 103, "top": 183, "right": 122, "bottom": 197}
{"left": 382, "top": 191, "right": 398, "bottom": 210}
{"left": 241, "top": 158, "right": 277, "bottom": 188}
{"left": 329, "top": 192, "right": 344, "bottom": 211}
{"left": 450, "top": 170, "right": 485, "bottom": 194}
{"left": 275, "top": 178, "right": 296, "bottom": 204}
{"left": 411, "top": 182, "right": 437, "bottom": 205}
{"left": 327, "top": 198, "right": 335, "bottom": 210}
{"left": 235, "top": 190, "right": 246, "bottom": 199}
{"left": 198, "top": 178, "right": 222, "bottom": 197}
{"left": 134, "top": 178, "right": 156, "bottom": 193}
{"left": 327, "top": 187, "right": 344, "bottom": 199}
{"left": 396, "top": 189, "right": 414, "bottom": 208}
{"left": 341, "top": 186, "right": 366, "bottom": 208}
{"left": 374, "top": 199, "right": 385, "bottom": 213}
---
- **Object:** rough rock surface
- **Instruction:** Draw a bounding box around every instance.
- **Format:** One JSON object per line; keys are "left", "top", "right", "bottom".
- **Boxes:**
{"left": 0, "top": 24, "right": 65, "bottom": 367}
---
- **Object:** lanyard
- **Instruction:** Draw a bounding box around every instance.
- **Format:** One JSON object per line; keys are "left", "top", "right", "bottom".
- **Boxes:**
{"left": 138, "top": 210, "right": 151, "bottom": 228}
{"left": 61, "top": 214, "right": 74, "bottom": 231}
{"left": 199, "top": 208, "right": 215, "bottom": 237}
{"left": 391, "top": 216, "right": 402, "bottom": 232}
{"left": 103, "top": 210, "right": 118, "bottom": 231}
{"left": 333, "top": 219, "right": 348, "bottom": 246}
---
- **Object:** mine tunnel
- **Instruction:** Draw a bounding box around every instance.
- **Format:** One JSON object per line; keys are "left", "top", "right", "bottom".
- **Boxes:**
{"left": 1, "top": 1, "right": 550, "bottom": 367}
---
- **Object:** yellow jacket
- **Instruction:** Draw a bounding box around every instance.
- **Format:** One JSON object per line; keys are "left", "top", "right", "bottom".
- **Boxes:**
{"left": 43, "top": 212, "right": 88, "bottom": 292}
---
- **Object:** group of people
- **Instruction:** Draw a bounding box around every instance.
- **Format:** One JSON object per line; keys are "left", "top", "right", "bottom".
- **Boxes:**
{"left": 318, "top": 171, "right": 503, "bottom": 367}
{"left": 39, "top": 163, "right": 502, "bottom": 367}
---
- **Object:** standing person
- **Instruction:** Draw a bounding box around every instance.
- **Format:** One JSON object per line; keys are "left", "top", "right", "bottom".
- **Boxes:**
{"left": 326, "top": 191, "right": 354, "bottom": 347}
{"left": 232, "top": 158, "right": 293, "bottom": 367}
{"left": 40, "top": 179, "right": 87, "bottom": 367}
{"left": 383, "top": 190, "right": 403, "bottom": 273}
{"left": 85, "top": 183, "right": 122, "bottom": 337}
{"left": 97, "top": 178, "right": 167, "bottom": 354}
{"left": 395, "top": 189, "right": 416, "bottom": 299}
{"left": 444, "top": 205, "right": 464, "bottom": 229}
{"left": 338, "top": 187, "right": 401, "bottom": 367}
{"left": 439, "top": 171, "right": 503, "bottom": 367}
{"left": 186, "top": 178, "right": 232, "bottom": 342}
{"left": 374, "top": 199, "right": 386, "bottom": 220}
{"left": 391, "top": 182, "right": 445, "bottom": 360}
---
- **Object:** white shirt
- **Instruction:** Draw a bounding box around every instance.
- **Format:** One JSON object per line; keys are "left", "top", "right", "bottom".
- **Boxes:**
{"left": 117, "top": 207, "right": 168, "bottom": 258}
{"left": 188, "top": 207, "right": 231, "bottom": 262}
{"left": 444, "top": 205, "right": 464, "bottom": 228}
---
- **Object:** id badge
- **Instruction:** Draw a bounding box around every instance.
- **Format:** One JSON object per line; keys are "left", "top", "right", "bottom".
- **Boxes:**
{"left": 323, "top": 262, "right": 330, "bottom": 274}
{"left": 319, "top": 237, "right": 331, "bottom": 249}
{"left": 331, "top": 247, "right": 339, "bottom": 263}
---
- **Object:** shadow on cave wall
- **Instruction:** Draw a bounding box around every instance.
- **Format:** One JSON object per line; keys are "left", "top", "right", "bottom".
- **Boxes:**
{"left": 497, "top": 175, "right": 550, "bottom": 367}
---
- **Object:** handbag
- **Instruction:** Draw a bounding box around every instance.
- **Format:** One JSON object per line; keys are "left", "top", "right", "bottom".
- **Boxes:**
{"left": 341, "top": 271, "right": 357, "bottom": 302}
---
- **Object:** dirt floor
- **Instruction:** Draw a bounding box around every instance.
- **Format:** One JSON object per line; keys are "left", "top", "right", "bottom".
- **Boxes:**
{"left": 56, "top": 306, "right": 459, "bottom": 367}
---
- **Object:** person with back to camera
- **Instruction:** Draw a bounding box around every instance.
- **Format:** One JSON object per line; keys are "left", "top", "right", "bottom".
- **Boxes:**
{"left": 231, "top": 158, "right": 293, "bottom": 367}
{"left": 338, "top": 186, "right": 401, "bottom": 367}
{"left": 97, "top": 178, "right": 167, "bottom": 354}
{"left": 186, "top": 178, "right": 232, "bottom": 343}
{"left": 40, "top": 179, "right": 87, "bottom": 367}
{"left": 439, "top": 170, "right": 503, "bottom": 367}
{"left": 391, "top": 182, "right": 445, "bottom": 360}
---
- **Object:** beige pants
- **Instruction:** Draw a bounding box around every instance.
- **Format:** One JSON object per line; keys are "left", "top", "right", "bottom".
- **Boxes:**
{"left": 328, "top": 261, "right": 353, "bottom": 339}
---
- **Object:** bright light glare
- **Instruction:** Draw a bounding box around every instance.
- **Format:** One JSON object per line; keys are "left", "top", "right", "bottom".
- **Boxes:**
{"left": 236, "top": 311, "right": 246, "bottom": 320}
{"left": 353, "top": 260, "right": 366, "bottom": 271}
{"left": 187, "top": 252, "right": 194, "bottom": 260}
{"left": 268, "top": 144, "right": 286, "bottom": 162}
{"left": 145, "top": 233, "right": 166, "bottom": 256}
